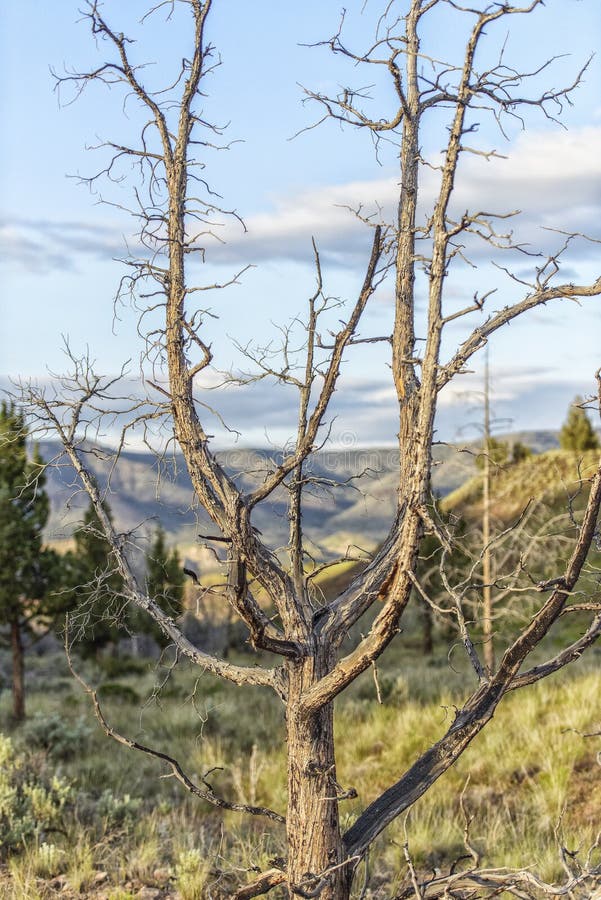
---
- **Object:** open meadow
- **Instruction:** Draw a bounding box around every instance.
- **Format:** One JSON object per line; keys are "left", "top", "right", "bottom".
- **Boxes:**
{"left": 1, "top": 605, "right": 600, "bottom": 898}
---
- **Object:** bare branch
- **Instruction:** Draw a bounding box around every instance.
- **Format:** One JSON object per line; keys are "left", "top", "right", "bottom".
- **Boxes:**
{"left": 247, "top": 225, "right": 384, "bottom": 506}
{"left": 438, "top": 278, "right": 601, "bottom": 392}
{"left": 66, "top": 635, "right": 286, "bottom": 824}
{"left": 232, "top": 869, "right": 287, "bottom": 900}
{"left": 343, "top": 459, "right": 601, "bottom": 857}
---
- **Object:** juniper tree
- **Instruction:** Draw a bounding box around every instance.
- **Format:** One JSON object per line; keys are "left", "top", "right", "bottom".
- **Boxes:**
{"left": 20, "top": 2, "right": 601, "bottom": 896}
{"left": 66, "top": 498, "right": 126, "bottom": 655}
{"left": 141, "top": 525, "right": 185, "bottom": 646}
{"left": 560, "top": 396, "right": 600, "bottom": 453}
{"left": 0, "top": 403, "right": 63, "bottom": 720}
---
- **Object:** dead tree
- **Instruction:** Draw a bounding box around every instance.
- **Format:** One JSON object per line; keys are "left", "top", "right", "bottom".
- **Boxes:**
{"left": 21, "top": 1, "right": 601, "bottom": 897}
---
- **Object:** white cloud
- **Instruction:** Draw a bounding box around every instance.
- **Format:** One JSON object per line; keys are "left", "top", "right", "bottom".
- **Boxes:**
{"left": 0, "top": 217, "right": 128, "bottom": 274}
{"left": 449, "top": 126, "right": 601, "bottom": 237}
{"left": 1, "top": 126, "right": 599, "bottom": 274}
{"left": 211, "top": 124, "right": 601, "bottom": 266}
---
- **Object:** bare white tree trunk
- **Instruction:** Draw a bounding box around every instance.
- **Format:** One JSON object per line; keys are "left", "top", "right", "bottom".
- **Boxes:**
{"left": 482, "top": 351, "right": 494, "bottom": 673}
{"left": 286, "top": 655, "right": 350, "bottom": 899}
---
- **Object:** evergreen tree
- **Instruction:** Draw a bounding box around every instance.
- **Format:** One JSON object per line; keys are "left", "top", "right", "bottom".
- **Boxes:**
{"left": 559, "top": 397, "right": 600, "bottom": 452}
{"left": 475, "top": 436, "right": 509, "bottom": 471}
{"left": 67, "top": 497, "right": 126, "bottom": 655}
{"left": 141, "top": 526, "right": 185, "bottom": 645}
{"left": 0, "top": 403, "right": 65, "bottom": 720}
{"left": 511, "top": 441, "right": 532, "bottom": 464}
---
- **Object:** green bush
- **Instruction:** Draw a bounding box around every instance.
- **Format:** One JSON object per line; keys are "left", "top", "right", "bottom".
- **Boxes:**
{"left": 97, "top": 682, "right": 141, "bottom": 704}
{"left": 97, "top": 655, "right": 149, "bottom": 678}
{"left": 96, "top": 789, "right": 142, "bottom": 828}
{"left": 155, "top": 679, "right": 188, "bottom": 700}
{"left": 19, "top": 713, "right": 91, "bottom": 761}
{"left": 0, "top": 735, "right": 72, "bottom": 855}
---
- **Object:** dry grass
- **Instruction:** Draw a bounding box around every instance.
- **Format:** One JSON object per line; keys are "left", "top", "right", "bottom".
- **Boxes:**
{"left": 441, "top": 449, "right": 599, "bottom": 520}
{"left": 1, "top": 642, "right": 599, "bottom": 896}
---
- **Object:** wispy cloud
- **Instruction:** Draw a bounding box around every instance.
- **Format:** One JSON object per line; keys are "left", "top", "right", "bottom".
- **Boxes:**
{"left": 0, "top": 217, "right": 129, "bottom": 275}
{"left": 3, "top": 364, "right": 593, "bottom": 451}
{"left": 2, "top": 125, "right": 599, "bottom": 274}
{"left": 211, "top": 125, "right": 601, "bottom": 267}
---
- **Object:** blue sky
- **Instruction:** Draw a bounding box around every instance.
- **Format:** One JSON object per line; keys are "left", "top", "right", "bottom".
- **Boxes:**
{"left": 1, "top": 0, "right": 600, "bottom": 448}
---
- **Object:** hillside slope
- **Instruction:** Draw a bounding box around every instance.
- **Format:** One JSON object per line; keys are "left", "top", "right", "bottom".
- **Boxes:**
{"left": 40, "top": 431, "right": 561, "bottom": 562}
{"left": 441, "top": 449, "right": 599, "bottom": 521}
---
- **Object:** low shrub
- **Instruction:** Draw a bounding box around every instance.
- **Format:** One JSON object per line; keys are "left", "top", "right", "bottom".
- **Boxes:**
{"left": 19, "top": 713, "right": 91, "bottom": 760}
{"left": 97, "top": 655, "right": 149, "bottom": 678}
{"left": 175, "top": 847, "right": 211, "bottom": 899}
{"left": 96, "top": 789, "right": 142, "bottom": 828}
{"left": 97, "top": 682, "right": 141, "bottom": 704}
{"left": 0, "top": 735, "right": 72, "bottom": 855}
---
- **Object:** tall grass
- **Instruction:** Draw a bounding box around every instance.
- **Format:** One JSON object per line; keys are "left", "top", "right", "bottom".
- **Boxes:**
{"left": 1, "top": 644, "right": 599, "bottom": 896}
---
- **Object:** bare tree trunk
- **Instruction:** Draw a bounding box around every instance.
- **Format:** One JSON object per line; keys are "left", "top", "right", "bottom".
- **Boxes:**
{"left": 482, "top": 352, "right": 494, "bottom": 673}
{"left": 11, "top": 617, "right": 25, "bottom": 722}
{"left": 421, "top": 602, "right": 434, "bottom": 656}
{"left": 286, "top": 654, "right": 350, "bottom": 900}
{"left": 29, "top": 4, "right": 601, "bottom": 897}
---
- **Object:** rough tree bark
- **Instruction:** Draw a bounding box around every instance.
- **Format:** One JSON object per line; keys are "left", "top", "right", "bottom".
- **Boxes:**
{"left": 21, "top": 1, "right": 601, "bottom": 897}
{"left": 286, "top": 654, "right": 349, "bottom": 900}
{"left": 10, "top": 617, "right": 25, "bottom": 722}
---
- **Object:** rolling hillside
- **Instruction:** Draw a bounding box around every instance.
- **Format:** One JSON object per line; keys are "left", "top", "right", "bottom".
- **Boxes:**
{"left": 441, "top": 447, "right": 599, "bottom": 520}
{"left": 40, "top": 431, "right": 562, "bottom": 564}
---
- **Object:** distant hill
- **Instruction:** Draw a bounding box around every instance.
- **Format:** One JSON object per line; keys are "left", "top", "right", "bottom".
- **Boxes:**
{"left": 39, "top": 430, "right": 561, "bottom": 562}
{"left": 441, "top": 447, "right": 599, "bottom": 521}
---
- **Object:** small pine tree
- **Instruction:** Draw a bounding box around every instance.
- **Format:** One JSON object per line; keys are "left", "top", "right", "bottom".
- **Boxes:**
{"left": 146, "top": 527, "right": 184, "bottom": 611}
{"left": 559, "top": 397, "right": 600, "bottom": 452}
{"left": 67, "top": 497, "right": 126, "bottom": 655}
{"left": 0, "top": 403, "right": 67, "bottom": 719}
{"left": 141, "top": 526, "right": 185, "bottom": 645}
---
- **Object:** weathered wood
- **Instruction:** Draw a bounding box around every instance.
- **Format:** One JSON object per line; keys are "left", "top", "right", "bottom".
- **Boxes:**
{"left": 26, "top": 2, "right": 601, "bottom": 898}
{"left": 10, "top": 617, "right": 25, "bottom": 722}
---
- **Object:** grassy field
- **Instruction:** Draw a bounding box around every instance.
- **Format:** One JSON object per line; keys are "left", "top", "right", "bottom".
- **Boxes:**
{"left": 1, "top": 449, "right": 600, "bottom": 898}
{"left": 1, "top": 627, "right": 600, "bottom": 898}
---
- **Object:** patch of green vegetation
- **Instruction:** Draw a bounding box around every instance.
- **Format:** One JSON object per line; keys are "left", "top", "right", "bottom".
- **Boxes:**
{"left": 18, "top": 713, "right": 91, "bottom": 760}
{"left": 96, "top": 655, "right": 150, "bottom": 678}
{"left": 441, "top": 449, "right": 599, "bottom": 519}
{"left": 1, "top": 646, "right": 599, "bottom": 895}
{"left": 97, "top": 681, "right": 141, "bottom": 704}
{"left": 0, "top": 734, "right": 72, "bottom": 855}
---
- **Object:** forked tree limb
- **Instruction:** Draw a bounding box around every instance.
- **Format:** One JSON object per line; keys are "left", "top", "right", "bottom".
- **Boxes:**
{"left": 509, "top": 607, "right": 601, "bottom": 691}
{"left": 31, "top": 386, "right": 281, "bottom": 690}
{"left": 438, "top": 278, "right": 601, "bottom": 393}
{"left": 247, "top": 224, "right": 384, "bottom": 508}
{"left": 343, "top": 460, "right": 601, "bottom": 857}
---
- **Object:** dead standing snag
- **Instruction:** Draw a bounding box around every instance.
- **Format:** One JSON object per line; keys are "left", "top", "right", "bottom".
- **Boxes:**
{"left": 23, "top": 1, "right": 601, "bottom": 897}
